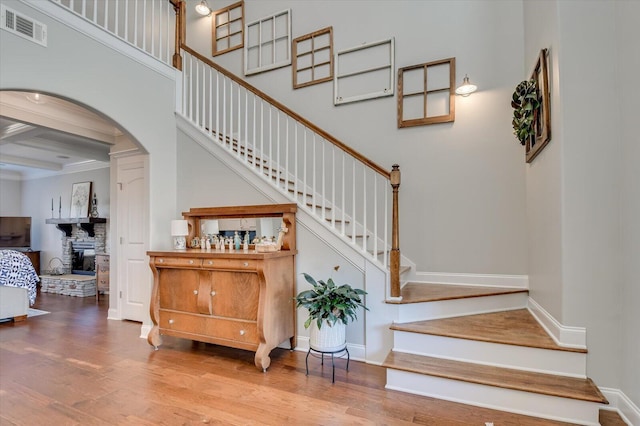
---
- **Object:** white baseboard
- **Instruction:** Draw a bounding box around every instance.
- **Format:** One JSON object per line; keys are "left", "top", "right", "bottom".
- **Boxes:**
{"left": 600, "top": 388, "right": 640, "bottom": 426}
{"left": 414, "top": 272, "right": 528, "bottom": 289}
{"left": 139, "top": 324, "right": 151, "bottom": 339}
{"left": 294, "top": 336, "right": 366, "bottom": 362}
{"left": 528, "top": 298, "right": 587, "bottom": 349}
{"left": 107, "top": 308, "right": 120, "bottom": 320}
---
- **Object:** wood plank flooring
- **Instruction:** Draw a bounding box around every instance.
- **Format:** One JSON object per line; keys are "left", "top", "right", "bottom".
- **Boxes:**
{"left": 390, "top": 309, "right": 587, "bottom": 353}
{"left": 0, "top": 292, "right": 623, "bottom": 425}
{"left": 388, "top": 282, "right": 528, "bottom": 304}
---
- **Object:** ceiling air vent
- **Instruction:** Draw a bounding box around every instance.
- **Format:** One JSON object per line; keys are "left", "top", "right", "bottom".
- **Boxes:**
{"left": 1, "top": 5, "right": 47, "bottom": 47}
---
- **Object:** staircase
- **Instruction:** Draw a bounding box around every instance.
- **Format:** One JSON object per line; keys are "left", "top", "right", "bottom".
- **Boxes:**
{"left": 41, "top": 2, "right": 614, "bottom": 423}
{"left": 383, "top": 282, "right": 608, "bottom": 425}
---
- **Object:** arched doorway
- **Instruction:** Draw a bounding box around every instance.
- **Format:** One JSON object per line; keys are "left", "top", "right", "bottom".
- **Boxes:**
{"left": 0, "top": 89, "right": 149, "bottom": 323}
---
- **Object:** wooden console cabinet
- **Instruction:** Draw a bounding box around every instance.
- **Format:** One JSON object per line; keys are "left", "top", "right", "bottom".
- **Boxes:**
{"left": 147, "top": 204, "right": 297, "bottom": 371}
{"left": 95, "top": 254, "right": 109, "bottom": 302}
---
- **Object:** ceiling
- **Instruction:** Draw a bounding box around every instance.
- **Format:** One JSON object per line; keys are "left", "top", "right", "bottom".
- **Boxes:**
{"left": 0, "top": 91, "right": 121, "bottom": 180}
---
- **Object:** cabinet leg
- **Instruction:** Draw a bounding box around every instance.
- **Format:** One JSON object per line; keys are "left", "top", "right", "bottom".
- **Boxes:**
{"left": 147, "top": 326, "right": 162, "bottom": 349}
{"left": 254, "top": 344, "right": 271, "bottom": 372}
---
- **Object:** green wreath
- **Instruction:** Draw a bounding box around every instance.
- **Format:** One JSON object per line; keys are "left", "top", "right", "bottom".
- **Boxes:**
{"left": 511, "top": 80, "right": 540, "bottom": 145}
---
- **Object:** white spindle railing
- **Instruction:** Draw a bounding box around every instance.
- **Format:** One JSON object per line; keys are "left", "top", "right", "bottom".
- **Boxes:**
{"left": 52, "top": 0, "right": 175, "bottom": 66}
{"left": 180, "top": 49, "right": 392, "bottom": 268}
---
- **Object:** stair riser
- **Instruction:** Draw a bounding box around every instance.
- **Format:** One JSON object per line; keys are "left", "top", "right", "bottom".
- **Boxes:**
{"left": 393, "top": 332, "right": 587, "bottom": 377}
{"left": 396, "top": 292, "right": 528, "bottom": 323}
{"left": 386, "top": 369, "right": 601, "bottom": 425}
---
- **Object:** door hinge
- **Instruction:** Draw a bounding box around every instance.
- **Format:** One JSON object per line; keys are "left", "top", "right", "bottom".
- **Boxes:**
{"left": 120, "top": 237, "right": 124, "bottom": 244}
{"left": 117, "top": 182, "right": 123, "bottom": 190}
{"left": 119, "top": 291, "right": 122, "bottom": 298}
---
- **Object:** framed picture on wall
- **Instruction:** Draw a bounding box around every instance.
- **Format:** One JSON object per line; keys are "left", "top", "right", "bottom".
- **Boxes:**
{"left": 526, "top": 48, "right": 551, "bottom": 163}
{"left": 70, "top": 181, "right": 92, "bottom": 218}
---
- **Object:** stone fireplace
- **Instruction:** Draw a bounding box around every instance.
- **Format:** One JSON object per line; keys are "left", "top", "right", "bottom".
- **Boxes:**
{"left": 58, "top": 223, "right": 106, "bottom": 275}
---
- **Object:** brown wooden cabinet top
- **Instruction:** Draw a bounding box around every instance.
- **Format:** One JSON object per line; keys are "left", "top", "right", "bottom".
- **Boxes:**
{"left": 147, "top": 249, "right": 296, "bottom": 259}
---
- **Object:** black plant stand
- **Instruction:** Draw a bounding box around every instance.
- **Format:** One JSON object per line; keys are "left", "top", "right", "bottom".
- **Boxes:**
{"left": 305, "top": 345, "right": 350, "bottom": 383}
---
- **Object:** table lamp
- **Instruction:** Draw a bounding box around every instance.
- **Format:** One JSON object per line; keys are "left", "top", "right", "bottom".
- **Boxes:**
{"left": 171, "top": 220, "right": 189, "bottom": 250}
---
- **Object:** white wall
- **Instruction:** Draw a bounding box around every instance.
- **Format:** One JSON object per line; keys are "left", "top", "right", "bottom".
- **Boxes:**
{"left": 0, "top": 0, "right": 178, "bottom": 255}
{"left": 523, "top": 0, "right": 564, "bottom": 323}
{"left": 616, "top": 0, "right": 640, "bottom": 409}
{"left": 176, "top": 131, "right": 367, "bottom": 348}
{"left": 0, "top": 177, "right": 21, "bottom": 215}
{"left": 185, "top": 0, "right": 528, "bottom": 276}
{"left": 524, "top": 0, "right": 639, "bottom": 408}
{"left": 20, "top": 167, "right": 109, "bottom": 268}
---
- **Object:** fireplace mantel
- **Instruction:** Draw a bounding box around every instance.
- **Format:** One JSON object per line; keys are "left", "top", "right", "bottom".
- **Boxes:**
{"left": 45, "top": 217, "right": 107, "bottom": 237}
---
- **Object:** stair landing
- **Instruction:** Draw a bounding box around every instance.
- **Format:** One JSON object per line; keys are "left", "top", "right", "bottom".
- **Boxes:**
{"left": 391, "top": 308, "right": 586, "bottom": 353}
{"left": 383, "top": 351, "right": 608, "bottom": 404}
{"left": 388, "top": 282, "right": 528, "bottom": 304}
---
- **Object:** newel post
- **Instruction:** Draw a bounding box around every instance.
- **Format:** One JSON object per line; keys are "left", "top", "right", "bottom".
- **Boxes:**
{"left": 171, "top": 0, "right": 185, "bottom": 70}
{"left": 390, "top": 164, "right": 401, "bottom": 298}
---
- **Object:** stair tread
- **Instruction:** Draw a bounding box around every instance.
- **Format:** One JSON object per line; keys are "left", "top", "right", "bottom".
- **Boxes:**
{"left": 383, "top": 351, "right": 608, "bottom": 404}
{"left": 387, "top": 282, "right": 528, "bottom": 304}
{"left": 391, "top": 308, "right": 587, "bottom": 353}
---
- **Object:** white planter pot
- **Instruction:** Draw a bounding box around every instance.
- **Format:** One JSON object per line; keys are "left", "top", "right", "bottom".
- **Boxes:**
{"left": 309, "top": 320, "right": 346, "bottom": 352}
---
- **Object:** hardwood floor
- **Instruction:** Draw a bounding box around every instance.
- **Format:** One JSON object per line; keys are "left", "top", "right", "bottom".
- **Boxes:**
{"left": 0, "top": 292, "right": 624, "bottom": 425}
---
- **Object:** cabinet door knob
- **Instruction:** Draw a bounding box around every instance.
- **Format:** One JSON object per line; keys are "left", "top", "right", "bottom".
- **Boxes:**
{"left": 158, "top": 259, "right": 164, "bottom": 263}
{"left": 243, "top": 262, "right": 249, "bottom": 267}
{"left": 210, "top": 291, "right": 216, "bottom": 296}
{"left": 239, "top": 329, "right": 245, "bottom": 336}
{"left": 193, "top": 290, "right": 198, "bottom": 295}
{"left": 189, "top": 260, "right": 194, "bottom": 264}
{"left": 208, "top": 260, "right": 213, "bottom": 265}
{"left": 168, "top": 319, "right": 174, "bottom": 324}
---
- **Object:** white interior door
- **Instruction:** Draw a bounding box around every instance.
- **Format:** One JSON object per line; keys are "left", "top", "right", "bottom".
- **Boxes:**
{"left": 116, "top": 155, "right": 149, "bottom": 322}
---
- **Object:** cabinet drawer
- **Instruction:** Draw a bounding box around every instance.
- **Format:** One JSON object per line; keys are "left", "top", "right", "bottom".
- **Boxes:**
{"left": 96, "top": 255, "right": 109, "bottom": 266}
{"left": 159, "top": 310, "right": 259, "bottom": 345}
{"left": 155, "top": 257, "right": 201, "bottom": 268}
{"left": 201, "top": 258, "right": 256, "bottom": 271}
{"left": 97, "top": 275, "right": 109, "bottom": 291}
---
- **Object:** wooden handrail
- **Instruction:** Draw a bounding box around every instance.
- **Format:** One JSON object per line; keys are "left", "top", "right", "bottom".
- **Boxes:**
{"left": 179, "top": 44, "right": 391, "bottom": 179}
{"left": 390, "top": 164, "right": 401, "bottom": 298}
{"left": 168, "top": 7, "right": 401, "bottom": 295}
{"left": 170, "top": 0, "right": 185, "bottom": 70}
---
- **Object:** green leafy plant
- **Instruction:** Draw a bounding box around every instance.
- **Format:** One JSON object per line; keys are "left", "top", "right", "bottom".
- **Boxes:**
{"left": 511, "top": 79, "right": 540, "bottom": 145}
{"left": 295, "top": 266, "right": 368, "bottom": 329}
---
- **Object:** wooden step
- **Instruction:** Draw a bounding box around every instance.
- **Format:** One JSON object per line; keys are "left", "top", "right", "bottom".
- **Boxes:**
{"left": 388, "top": 282, "right": 528, "bottom": 305}
{"left": 383, "top": 351, "right": 608, "bottom": 404}
{"left": 399, "top": 265, "right": 411, "bottom": 275}
{"left": 391, "top": 308, "right": 586, "bottom": 353}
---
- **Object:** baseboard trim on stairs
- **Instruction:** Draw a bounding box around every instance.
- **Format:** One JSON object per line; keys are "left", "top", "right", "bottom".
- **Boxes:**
{"left": 385, "top": 368, "right": 601, "bottom": 425}
{"left": 600, "top": 387, "right": 640, "bottom": 426}
{"left": 414, "top": 272, "right": 528, "bottom": 289}
{"left": 528, "top": 298, "right": 587, "bottom": 349}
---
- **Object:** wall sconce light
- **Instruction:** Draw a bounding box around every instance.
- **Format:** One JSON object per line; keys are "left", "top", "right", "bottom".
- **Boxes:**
{"left": 195, "top": 0, "right": 212, "bottom": 16}
{"left": 171, "top": 219, "right": 189, "bottom": 250}
{"left": 455, "top": 74, "right": 478, "bottom": 97}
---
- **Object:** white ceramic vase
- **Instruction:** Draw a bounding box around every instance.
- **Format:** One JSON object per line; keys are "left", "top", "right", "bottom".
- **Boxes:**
{"left": 309, "top": 320, "right": 346, "bottom": 352}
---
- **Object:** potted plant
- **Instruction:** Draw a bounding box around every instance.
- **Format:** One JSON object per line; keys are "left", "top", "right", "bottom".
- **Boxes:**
{"left": 295, "top": 266, "right": 368, "bottom": 352}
